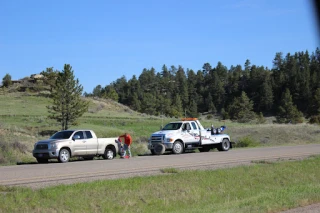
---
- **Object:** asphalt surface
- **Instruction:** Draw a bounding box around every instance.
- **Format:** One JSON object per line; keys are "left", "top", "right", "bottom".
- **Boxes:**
{"left": 0, "top": 144, "right": 320, "bottom": 189}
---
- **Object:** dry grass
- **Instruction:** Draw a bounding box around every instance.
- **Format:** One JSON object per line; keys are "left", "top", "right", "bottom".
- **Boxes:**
{"left": 228, "top": 123, "right": 320, "bottom": 146}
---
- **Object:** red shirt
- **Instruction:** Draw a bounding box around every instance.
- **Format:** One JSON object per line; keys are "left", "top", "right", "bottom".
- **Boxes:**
{"left": 119, "top": 134, "right": 132, "bottom": 146}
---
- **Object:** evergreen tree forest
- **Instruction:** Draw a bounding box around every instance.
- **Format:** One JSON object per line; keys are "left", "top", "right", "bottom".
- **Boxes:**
{"left": 86, "top": 48, "right": 320, "bottom": 124}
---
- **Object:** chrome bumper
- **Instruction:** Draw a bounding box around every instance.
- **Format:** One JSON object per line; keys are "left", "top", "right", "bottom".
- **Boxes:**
{"left": 148, "top": 142, "right": 173, "bottom": 150}
{"left": 32, "top": 149, "right": 60, "bottom": 159}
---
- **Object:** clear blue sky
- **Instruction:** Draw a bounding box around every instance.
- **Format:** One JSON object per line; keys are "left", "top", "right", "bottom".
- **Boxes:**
{"left": 0, "top": 0, "right": 318, "bottom": 93}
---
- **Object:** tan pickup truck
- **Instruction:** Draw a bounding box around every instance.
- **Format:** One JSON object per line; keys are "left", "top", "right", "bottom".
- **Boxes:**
{"left": 32, "top": 130, "right": 120, "bottom": 163}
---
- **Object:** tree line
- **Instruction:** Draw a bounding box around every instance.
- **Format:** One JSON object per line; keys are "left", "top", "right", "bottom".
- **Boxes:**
{"left": 85, "top": 48, "right": 320, "bottom": 124}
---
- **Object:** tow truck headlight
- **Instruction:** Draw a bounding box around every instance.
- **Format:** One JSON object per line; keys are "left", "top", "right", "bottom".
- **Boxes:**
{"left": 166, "top": 138, "right": 174, "bottom": 142}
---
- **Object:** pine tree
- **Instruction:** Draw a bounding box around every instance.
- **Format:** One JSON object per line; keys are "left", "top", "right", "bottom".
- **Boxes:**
{"left": 105, "top": 85, "right": 119, "bottom": 101}
{"left": 259, "top": 72, "right": 273, "bottom": 111}
{"left": 176, "top": 66, "right": 189, "bottom": 106}
{"left": 276, "top": 88, "right": 303, "bottom": 124}
{"left": 140, "top": 93, "right": 157, "bottom": 115}
{"left": 47, "top": 64, "right": 89, "bottom": 130}
{"left": 188, "top": 100, "right": 198, "bottom": 118}
{"left": 211, "top": 71, "right": 225, "bottom": 111}
{"left": 41, "top": 67, "right": 59, "bottom": 92}
{"left": 206, "top": 93, "right": 216, "bottom": 114}
{"left": 309, "top": 88, "right": 320, "bottom": 124}
{"left": 131, "top": 93, "right": 141, "bottom": 111}
{"left": 2, "top": 73, "right": 12, "bottom": 88}
{"left": 227, "top": 91, "right": 256, "bottom": 123}
{"left": 171, "top": 94, "right": 183, "bottom": 118}
{"left": 92, "top": 85, "right": 102, "bottom": 97}
{"left": 309, "top": 88, "right": 320, "bottom": 116}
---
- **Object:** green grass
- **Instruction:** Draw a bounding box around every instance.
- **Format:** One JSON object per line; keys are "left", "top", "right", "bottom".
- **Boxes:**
{"left": 1, "top": 91, "right": 320, "bottom": 165}
{"left": 1, "top": 155, "right": 320, "bottom": 213}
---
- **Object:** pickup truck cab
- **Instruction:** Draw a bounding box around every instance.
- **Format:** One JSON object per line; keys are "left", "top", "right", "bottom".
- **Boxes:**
{"left": 32, "top": 130, "right": 119, "bottom": 163}
{"left": 148, "top": 118, "right": 232, "bottom": 155}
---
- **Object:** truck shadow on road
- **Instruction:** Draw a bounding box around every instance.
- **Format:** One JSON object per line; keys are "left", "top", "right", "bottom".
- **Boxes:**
{"left": 16, "top": 157, "right": 99, "bottom": 165}
{"left": 138, "top": 150, "right": 197, "bottom": 157}
{"left": 16, "top": 151, "right": 199, "bottom": 165}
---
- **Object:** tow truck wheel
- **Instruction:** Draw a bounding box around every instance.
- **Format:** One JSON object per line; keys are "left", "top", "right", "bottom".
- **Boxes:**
{"left": 153, "top": 144, "right": 165, "bottom": 155}
{"left": 218, "top": 139, "right": 230, "bottom": 151}
{"left": 151, "top": 149, "right": 156, "bottom": 155}
{"left": 172, "top": 141, "right": 184, "bottom": 154}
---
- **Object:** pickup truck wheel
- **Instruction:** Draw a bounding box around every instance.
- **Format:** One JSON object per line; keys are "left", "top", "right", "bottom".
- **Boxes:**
{"left": 218, "top": 139, "right": 230, "bottom": 151}
{"left": 103, "top": 148, "right": 114, "bottom": 160}
{"left": 172, "top": 141, "right": 184, "bottom": 154}
{"left": 58, "top": 148, "right": 70, "bottom": 163}
{"left": 36, "top": 158, "right": 48, "bottom": 163}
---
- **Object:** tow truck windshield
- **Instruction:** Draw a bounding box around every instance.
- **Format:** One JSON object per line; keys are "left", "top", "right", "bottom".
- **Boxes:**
{"left": 162, "top": 122, "right": 182, "bottom": 130}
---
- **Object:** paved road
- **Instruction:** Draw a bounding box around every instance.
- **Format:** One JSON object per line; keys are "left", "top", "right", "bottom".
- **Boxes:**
{"left": 0, "top": 144, "right": 320, "bottom": 189}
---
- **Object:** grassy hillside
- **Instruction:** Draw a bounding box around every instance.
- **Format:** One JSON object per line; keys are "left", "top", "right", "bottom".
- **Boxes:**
{"left": 0, "top": 91, "right": 320, "bottom": 165}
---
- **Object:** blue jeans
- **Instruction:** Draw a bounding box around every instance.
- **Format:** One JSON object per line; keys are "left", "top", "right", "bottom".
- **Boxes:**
{"left": 123, "top": 144, "right": 131, "bottom": 157}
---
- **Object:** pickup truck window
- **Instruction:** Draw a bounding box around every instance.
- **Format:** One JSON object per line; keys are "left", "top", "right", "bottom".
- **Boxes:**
{"left": 162, "top": 123, "right": 182, "bottom": 130}
{"left": 191, "top": 122, "right": 198, "bottom": 129}
{"left": 85, "top": 131, "right": 93, "bottom": 139}
{"left": 73, "top": 131, "right": 84, "bottom": 139}
{"left": 50, "top": 131, "right": 74, "bottom": 139}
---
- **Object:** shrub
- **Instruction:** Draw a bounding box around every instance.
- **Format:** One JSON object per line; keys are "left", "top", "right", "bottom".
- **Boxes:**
{"left": 131, "top": 142, "right": 149, "bottom": 156}
{"left": 235, "top": 136, "right": 259, "bottom": 148}
{"left": 256, "top": 112, "right": 266, "bottom": 124}
{"left": 309, "top": 115, "right": 320, "bottom": 125}
{"left": 206, "top": 114, "right": 213, "bottom": 120}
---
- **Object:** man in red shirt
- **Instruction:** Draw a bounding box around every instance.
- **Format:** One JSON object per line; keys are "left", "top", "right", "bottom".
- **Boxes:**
{"left": 118, "top": 133, "right": 132, "bottom": 158}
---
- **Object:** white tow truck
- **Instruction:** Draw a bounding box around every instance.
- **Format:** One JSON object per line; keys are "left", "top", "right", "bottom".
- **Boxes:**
{"left": 148, "top": 118, "right": 233, "bottom": 155}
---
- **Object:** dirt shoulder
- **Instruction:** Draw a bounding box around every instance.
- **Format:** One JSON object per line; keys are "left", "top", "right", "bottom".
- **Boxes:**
{"left": 280, "top": 203, "right": 320, "bottom": 213}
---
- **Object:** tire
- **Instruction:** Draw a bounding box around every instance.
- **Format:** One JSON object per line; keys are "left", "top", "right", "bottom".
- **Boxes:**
{"left": 36, "top": 158, "right": 48, "bottom": 163}
{"left": 150, "top": 149, "right": 156, "bottom": 155}
{"left": 103, "top": 148, "right": 114, "bottom": 160}
{"left": 172, "top": 141, "right": 184, "bottom": 154}
{"left": 153, "top": 144, "right": 165, "bottom": 155}
{"left": 217, "top": 139, "right": 230, "bottom": 151}
{"left": 198, "top": 146, "right": 211, "bottom": 152}
{"left": 58, "top": 148, "right": 70, "bottom": 163}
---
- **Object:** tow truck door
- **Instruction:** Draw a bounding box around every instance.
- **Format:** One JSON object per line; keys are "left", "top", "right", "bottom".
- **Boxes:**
{"left": 182, "top": 122, "right": 201, "bottom": 143}
{"left": 190, "top": 121, "right": 201, "bottom": 143}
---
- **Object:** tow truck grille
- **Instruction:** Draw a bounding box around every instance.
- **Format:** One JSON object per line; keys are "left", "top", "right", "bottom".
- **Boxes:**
{"left": 36, "top": 144, "right": 48, "bottom": 150}
{"left": 151, "top": 135, "right": 164, "bottom": 143}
